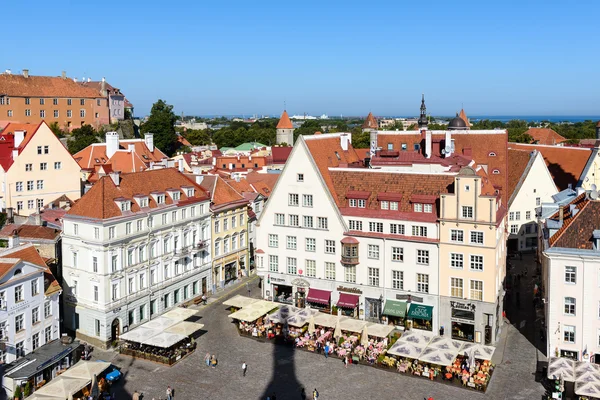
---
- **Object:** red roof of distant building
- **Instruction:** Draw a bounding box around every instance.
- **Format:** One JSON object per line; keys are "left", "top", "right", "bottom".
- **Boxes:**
{"left": 525, "top": 128, "right": 567, "bottom": 146}
{"left": 0, "top": 73, "right": 103, "bottom": 98}
{"left": 276, "top": 110, "right": 293, "bottom": 129}
{"left": 362, "top": 112, "right": 378, "bottom": 130}
{"left": 271, "top": 146, "right": 292, "bottom": 164}
{"left": 0, "top": 244, "right": 61, "bottom": 295}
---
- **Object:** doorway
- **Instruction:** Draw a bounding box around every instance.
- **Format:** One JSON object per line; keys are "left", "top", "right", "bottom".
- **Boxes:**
{"left": 111, "top": 318, "right": 120, "bottom": 343}
{"left": 202, "top": 277, "right": 207, "bottom": 295}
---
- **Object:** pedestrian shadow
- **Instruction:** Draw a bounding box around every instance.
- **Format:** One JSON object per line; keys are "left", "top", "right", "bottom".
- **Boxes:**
{"left": 258, "top": 340, "right": 304, "bottom": 400}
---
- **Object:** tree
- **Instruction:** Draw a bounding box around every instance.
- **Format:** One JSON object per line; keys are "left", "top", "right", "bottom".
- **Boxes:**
{"left": 48, "top": 122, "right": 66, "bottom": 138}
{"left": 140, "top": 99, "right": 179, "bottom": 156}
{"left": 184, "top": 129, "right": 212, "bottom": 146}
{"left": 352, "top": 130, "right": 371, "bottom": 148}
{"left": 67, "top": 124, "right": 100, "bottom": 154}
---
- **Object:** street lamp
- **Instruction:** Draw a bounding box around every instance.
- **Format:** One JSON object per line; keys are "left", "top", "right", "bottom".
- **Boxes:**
{"left": 378, "top": 295, "right": 383, "bottom": 323}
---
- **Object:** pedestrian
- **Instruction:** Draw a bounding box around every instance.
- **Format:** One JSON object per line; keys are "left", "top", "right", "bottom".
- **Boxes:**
{"left": 202, "top": 294, "right": 207, "bottom": 305}
{"left": 246, "top": 282, "right": 251, "bottom": 296}
{"left": 324, "top": 344, "right": 329, "bottom": 358}
{"left": 242, "top": 361, "right": 248, "bottom": 377}
{"left": 343, "top": 355, "right": 348, "bottom": 368}
{"left": 211, "top": 354, "right": 217, "bottom": 368}
{"left": 166, "top": 386, "right": 172, "bottom": 400}
{"left": 133, "top": 390, "right": 140, "bottom": 400}
{"left": 204, "top": 353, "right": 210, "bottom": 367}
{"left": 312, "top": 388, "right": 319, "bottom": 400}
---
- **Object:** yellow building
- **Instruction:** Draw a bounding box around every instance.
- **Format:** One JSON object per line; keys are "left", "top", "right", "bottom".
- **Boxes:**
{"left": 196, "top": 175, "right": 249, "bottom": 289}
{"left": 439, "top": 167, "right": 507, "bottom": 345}
{"left": 0, "top": 122, "right": 81, "bottom": 216}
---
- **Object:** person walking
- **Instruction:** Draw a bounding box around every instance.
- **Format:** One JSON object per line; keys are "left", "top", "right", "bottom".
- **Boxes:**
{"left": 312, "top": 388, "right": 319, "bottom": 400}
{"left": 242, "top": 361, "right": 248, "bottom": 377}
{"left": 166, "top": 386, "right": 173, "bottom": 400}
{"left": 132, "top": 390, "right": 140, "bottom": 400}
{"left": 324, "top": 344, "right": 329, "bottom": 358}
{"left": 344, "top": 355, "right": 348, "bottom": 368}
{"left": 204, "top": 353, "right": 210, "bottom": 366}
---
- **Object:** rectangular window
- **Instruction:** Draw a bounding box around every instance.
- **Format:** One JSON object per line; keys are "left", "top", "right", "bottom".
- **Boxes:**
{"left": 450, "top": 229, "right": 464, "bottom": 242}
{"left": 509, "top": 212, "right": 514, "bottom": 221}
{"left": 470, "top": 231, "right": 484, "bottom": 244}
{"left": 32, "top": 306, "right": 40, "bottom": 324}
{"left": 349, "top": 220, "right": 363, "bottom": 231}
{"left": 53, "top": 98, "right": 58, "bottom": 105}
{"left": 27, "top": 180, "right": 34, "bottom": 190}
{"left": 325, "top": 262, "right": 336, "bottom": 280}
{"left": 31, "top": 279, "right": 39, "bottom": 296}
{"left": 94, "top": 285, "right": 99, "bottom": 302}
{"left": 450, "top": 253, "right": 464, "bottom": 269}
{"left": 44, "top": 301, "right": 51, "bottom": 318}
{"left": 269, "top": 255, "right": 278, "bottom": 272}
{"left": 564, "top": 325, "right": 575, "bottom": 343}
{"left": 297, "top": 173, "right": 304, "bottom": 182}
{"left": 27, "top": 200, "right": 34, "bottom": 209}
{"left": 25, "top": 164, "right": 32, "bottom": 172}
{"left": 25, "top": 98, "right": 30, "bottom": 105}
{"left": 369, "top": 222, "right": 383, "bottom": 233}
{"left": 44, "top": 327, "right": 52, "bottom": 343}
{"left": 15, "top": 181, "right": 23, "bottom": 192}
{"left": 53, "top": 109, "right": 59, "bottom": 118}
{"left": 510, "top": 225, "right": 518, "bottom": 234}
{"left": 109, "top": 226, "right": 115, "bottom": 239}
{"left": 414, "top": 203, "right": 423, "bottom": 212}
{"left": 16, "top": 341, "right": 24, "bottom": 358}
{"left": 349, "top": 199, "right": 357, "bottom": 207}
{"left": 424, "top": 203, "right": 432, "bottom": 213}
{"left": 214, "top": 220, "right": 220, "bottom": 233}
{"left": 392, "top": 247, "right": 404, "bottom": 262}
{"left": 390, "top": 223, "right": 405, "bottom": 235}
{"left": 357, "top": 199, "right": 366, "bottom": 208}
{"left": 54, "top": 161, "right": 62, "bottom": 170}
{"left": 417, "top": 274, "right": 429, "bottom": 293}
{"left": 306, "top": 238, "right": 316, "bottom": 252}
{"left": 344, "top": 265, "right": 356, "bottom": 283}
{"left": 40, "top": 162, "right": 47, "bottom": 170}
{"left": 231, "top": 215, "right": 236, "bottom": 228}
{"left": 317, "top": 217, "right": 328, "bottom": 229}
{"left": 25, "top": 109, "right": 31, "bottom": 117}
{"left": 67, "top": 109, "right": 72, "bottom": 117}
{"left": 288, "top": 193, "right": 299, "bottom": 206}
{"left": 412, "top": 226, "right": 428, "bottom": 237}
{"left": 417, "top": 250, "right": 429, "bottom": 265}
{"left": 112, "top": 255, "right": 118, "bottom": 272}
{"left": 324, "top": 240, "right": 336, "bottom": 254}
{"left": 287, "top": 257, "right": 297, "bottom": 274}
{"left": 564, "top": 297, "right": 576, "bottom": 316}
{"left": 368, "top": 244, "right": 380, "bottom": 259}
{"left": 73, "top": 223, "right": 79, "bottom": 235}
{"left": 381, "top": 201, "right": 389, "bottom": 210}
{"left": 470, "top": 280, "right": 483, "bottom": 300}
{"left": 15, "top": 314, "right": 24, "bottom": 332}
{"left": 305, "top": 260, "right": 316, "bottom": 277}
{"left": 303, "top": 215, "right": 314, "bottom": 228}
{"left": 462, "top": 206, "right": 473, "bottom": 219}
{"left": 32, "top": 332, "right": 40, "bottom": 350}
{"left": 392, "top": 270, "right": 404, "bottom": 290}
{"left": 536, "top": 197, "right": 541, "bottom": 206}
{"left": 72, "top": 252, "right": 78, "bottom": 268}
{"left": 368, "top": 267, "right": 380, "bottom": 286}
{"left": 268, "top": 234, "right": 278, "bottom": 247}
{"left": 303, "top": 194, "right": 313, "bottom": 207}
{"left": 275, "top": 213, "right": 285, "bottom": 225}
{"left": 80, "top": 98, "right": 85, "bottom": 106}
{"left": 286, "top": 236, "right": 297, "bottom": 250}
{"left": 565, "top": 266, "right": 576, "bottom": 283}
{"left": 40, "top": 110, "right": 45, "bottom": 118}
{"left": 289, "top": 215, "right": 299, "bottom": 226}
{"left": 36, "top": 180, "right": 44, "bottom": 189}
{"left": 451, "top": 277, "right": 463, "bottom": 298}
{"left": 470, "top": 255, "right": 484, "bottom": 271}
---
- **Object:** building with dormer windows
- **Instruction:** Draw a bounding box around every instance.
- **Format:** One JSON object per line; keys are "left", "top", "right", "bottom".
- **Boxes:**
{"left": 61, "top": 168, "right": 211, "bottom": 348}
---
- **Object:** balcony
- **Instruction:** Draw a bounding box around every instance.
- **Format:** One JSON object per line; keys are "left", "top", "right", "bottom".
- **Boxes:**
{"left": 340, "top": 255, "right": 359, "bottom": 265}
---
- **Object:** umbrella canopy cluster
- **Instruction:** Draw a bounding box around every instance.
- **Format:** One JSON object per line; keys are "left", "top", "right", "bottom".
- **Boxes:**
{"left": 228, "top": 300, "right": 279, "bottom": 322}
{"left": 223, "top": 295, "right": 260, "bottom": 309}
{"left": 29, "top": 361, "right": 111, "bottom": 400}
{"left": 548, "top": 357, "right": 600, "bottom": 397}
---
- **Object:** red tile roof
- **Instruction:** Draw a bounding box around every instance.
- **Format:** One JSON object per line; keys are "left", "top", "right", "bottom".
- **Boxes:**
{"left": 0, "top": 244, "right": 61, "bottom": 295}
{"left": 458, "top": 109, "right": 470, "bottom": 127}
{"left": 0, "top": 224, "right": 61, "bottom": 241}
{"left": 271, "top": 146, "right": 292, "bottom": 164}
{"left": 362, "top": 112, "right": 378, "bottom": 130}
{"left": 508, "top": 143, "right": 591, "bottom": 191}
{"left": 507, "top": 149, "right": 534, "bottom": 205}
{"left": 0, "top": 73, "right": 103, "bottom": 98}
{"left": 525, "top": 128, "right": 567, "bottom": 146}
{"left": 67, "top": 168, "right": 210, "bottom": 220}
{"left": 547, "top": 194, "right": 597, "bottom": 249}
{"left": 0, "top": 122, "right": 44, "bottom": 170}
{"left": 276, "top": 110, "right": 293, "bottom": 129}
{"left": 74, "top": 140, "right": 167, "bottom": 174}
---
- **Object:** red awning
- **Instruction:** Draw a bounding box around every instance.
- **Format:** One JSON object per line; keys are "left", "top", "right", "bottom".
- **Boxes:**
{"left": 307, "top": 288, "right": 331, "bottom": 305}
{"left": 337, "top": 293, "right": 359, "bottom": 308}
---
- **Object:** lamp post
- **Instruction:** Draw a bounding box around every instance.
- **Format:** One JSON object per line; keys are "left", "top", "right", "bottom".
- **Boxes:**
{"left": 378, "top": 294, "right": 383, "bottom": 323}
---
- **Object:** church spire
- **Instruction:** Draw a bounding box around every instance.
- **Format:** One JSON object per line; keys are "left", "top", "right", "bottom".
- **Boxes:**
{"left": 418, "top": 93, "right": 428, "bottom": 129}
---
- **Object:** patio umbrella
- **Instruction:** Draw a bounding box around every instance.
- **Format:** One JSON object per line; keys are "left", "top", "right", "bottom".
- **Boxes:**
{"left": 68, "top": 393, "right": 74, "bottom": 400}
{"left": 90, "top": 373, "right": 99, "bottom": 398}
{"left": 308, "top": 316, "right": 316, "bottom": 335}
{"left": 360, "top": 325, "right": 369, "bottom": 347}
{"left": 333, "top": 318, "right": 342, "bottom": 339}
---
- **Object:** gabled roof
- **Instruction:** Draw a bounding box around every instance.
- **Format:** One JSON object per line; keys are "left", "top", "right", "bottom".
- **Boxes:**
{"left": 74, "top": 140, "right": 167, "bottom": 174}
{"left": 547, "top": 194, "right": 599, "bottom": 249}
{"left": 271, "top": 146, "right": 292, "bottom": 164}
{"left": 362, "top": 112, "right": 378, "bottom": 129}
{"left": 276, "top": 110, "right": 293, "bottom": 129}
{"left": 509, "top": 143, "right": 592, "bottom": 191}
{"left": 196, "top": 175, "right": 247, "bottom": 209}
{"left": 0, "top": 224, "right": 61, "bottom": 241}
{"left": 507, "top": 149, "right": 534, "bottom": 205}
{"left": 525, "top": 128, "right": 566, "bottom": 146}
{"left": 67, "top": 168, "right": 210, "bottom": 220}
{"left": 82, "top": 80, "right": 133, "bottom": 107}
{"left": 458, "top": 109, "right": 470, "bottom": 127}
{"left": 0, "top": 244, "right": 61, "bottom": 296}
{"left": 0, "top": 122, "right": 44, "bottom": 170}
{"left": 0, "top": 73, "right": 103, "bottom": 98}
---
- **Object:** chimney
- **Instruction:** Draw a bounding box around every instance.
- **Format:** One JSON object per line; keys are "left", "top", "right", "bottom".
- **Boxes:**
{"left": 101, "top": 77, "right": 107, "bottom": 97}
{"left": 425, "top": 130, "right": 432, "bottom": 158}
{"left": 8, "top": 229, "right": 19, "bottom": 249}
{"left": 128, "top": 144, "right": 135, "bottom": 152}
{"left": 195, "top": 175, "right": 204, "bottom": 185}
{"left": 105, "top": 132, "right": 119, "bottom": 159}
{"left": 559, "top": 207, "right": 564, "bottom": 224}
{"left": 61, "top": 71, "right": 66, "bottom": 79}
{"left": 22, "top": 69, "right": 29, "bottom": 78}
{"left": 14, "top": 130, "right": 25, "bottom": 148}
{"left": 444, "top": 131, "right": 453, "bottom": 157}
{"left": 34, "top": 208, "right": 43, "bottom": 226}
{"left": 340, "top": 133, "right": 350, "bottom": 151}
{"left": 109, "top": 171, "right": 121, "bottom": 186}
{"left": 144, "top": 133, "right": 154, "bottom": 152}
{"left": 178, "top": 158, "right": 184, "bottom": 172}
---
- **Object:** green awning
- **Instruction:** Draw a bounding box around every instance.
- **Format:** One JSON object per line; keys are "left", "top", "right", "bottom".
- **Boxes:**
{"left": 382, "top": 300, "right": 407, "bottom": 318}
{"left": 407, "top": 304, "right": 433, "bottom": 321}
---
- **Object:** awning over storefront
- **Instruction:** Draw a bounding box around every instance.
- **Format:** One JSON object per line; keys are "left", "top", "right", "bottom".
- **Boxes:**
{"left": 382, "top": 300, "right": 407, "bottom": 318}
{"left": 407, "top": 304, "right": 433, "bottom": 320}
{"left": 307, "top": 288, "right": 331, "bottom": 305}
{"left": 337, "top": 293, "right": 359, "bottom": 308}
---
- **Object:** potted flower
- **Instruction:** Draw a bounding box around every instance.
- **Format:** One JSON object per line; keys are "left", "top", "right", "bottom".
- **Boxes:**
{"left": 14, "top": 385, "right": 22, "bottom": 400}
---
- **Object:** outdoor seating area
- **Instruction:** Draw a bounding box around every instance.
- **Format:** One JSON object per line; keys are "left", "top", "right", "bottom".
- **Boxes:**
{"left": 547, "top": 357, "right": 600, "bottom": 399}
{"left": 228, "top": 297, "right": 497, "bottom": 392}
{"left": 118, "top": 307, "right": 204, "bottom": 365}
{"left": 25, "top": 361, "right": 111, "bottom": 400}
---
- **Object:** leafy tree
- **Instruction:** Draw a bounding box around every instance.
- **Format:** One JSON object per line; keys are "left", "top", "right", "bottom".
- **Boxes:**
{"left": 140, "top": 99, "right": 179, "bottom": 156}
{"left": 48, "top": 122, "right": 66, "bottom": 138}
{"left": 352, "top": 130, "right": 371, "bottom": 148}
{"left": 67, "top": 124, "right": 100, "bottom": 154}
{"left": 184, "top": 129, "right": 212, "bottom": 146}
{"left": 506, "top": 120, "right": 529, "bottom": 142}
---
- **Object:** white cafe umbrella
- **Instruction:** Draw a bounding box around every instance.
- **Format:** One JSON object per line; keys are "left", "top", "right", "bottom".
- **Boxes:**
{"left": 90, "top": 373, "right": 99, "bottom": 398}
{"left": 333, "top": 318, "right": 342, "bottom": 339}
{"left": 308, "top": 316, "right": 316, "bottom": 335}
{"left": 360, "top": 325, "right": 369, "bottom": 347}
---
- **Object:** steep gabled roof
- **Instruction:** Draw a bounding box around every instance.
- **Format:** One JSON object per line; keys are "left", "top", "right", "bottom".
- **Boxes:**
{"left": 0, "top": 74, "right": 103, "bottom": 98}
{"left": 74, "top": 140, "right": 167, "bottom": 173}
{"left": 507, "top": 149, "right": 534, "bottom": 205}
{"left": 0, "top": 224, "right": 61, "bottom": 241}
{"left": 0, "top": 244, "right": 61, "bottom": 296}
{"left": 0, "top": 122, "right": 44, "bottom": 170}
{"left": 547, "top": 194, "right": 598, "bottom": 249}
{"left": 458, "top": 109, "right": 470, "bottom": 127}
{"left": 276, "top": 110, "right": 293, "bottom": 129}
{"left": 271, "top": 146, "right": 293, "bottom": 164}
{"left": 525, "top": 128, "right": 567, "bottom": 146}
{"left": 362, "top": 112, "right": 378, "bottom": 129}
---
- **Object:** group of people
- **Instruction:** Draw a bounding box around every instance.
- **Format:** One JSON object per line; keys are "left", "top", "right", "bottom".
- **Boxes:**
{"left": 204, "top": 353, "right": 218, "bottom": 367}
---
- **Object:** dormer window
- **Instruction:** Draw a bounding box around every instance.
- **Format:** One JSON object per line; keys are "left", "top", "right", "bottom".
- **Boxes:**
{"left": 152, "top": 193, "right": 166, "bottom": 204}
{"left": 381, "top": 201, "right": 399, "bottom": 210}
{"left": 348, "top": 199, "right": 366, "bottom": 208}
{"left": 173, "top": 192, "right": 180, "bottom": 201}
{"left": 401, "top": 143, "right": 407, "bottom": 151}
{"left": 414, "top": 203, "right": 423, "bottom": 212}
{"left": 489, "top": 152, "right": 496, "bottom": 157}
{"left": 119, "top": 201, "right": 131, "bottom": 211}
{"left": 186, "top": 188, "right": 194, "bottom": 197}
{"left": 135, "top": 196, "right": 149, "bottom": 208}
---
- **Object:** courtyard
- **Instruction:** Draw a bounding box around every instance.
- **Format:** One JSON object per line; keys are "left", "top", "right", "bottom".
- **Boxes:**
{"left": 93, "top": 275, "right": 546, "bottom": 400}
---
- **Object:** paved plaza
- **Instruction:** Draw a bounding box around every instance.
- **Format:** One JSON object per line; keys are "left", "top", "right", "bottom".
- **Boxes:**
{"left": 93, "top": 274, "right": 546, "bottom": 400}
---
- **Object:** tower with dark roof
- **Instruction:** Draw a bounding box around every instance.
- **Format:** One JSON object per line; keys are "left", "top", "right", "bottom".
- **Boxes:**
{"left": 276, "top": 110, "right": 294, "bottom": 145}
{"left": 418, "top": 94, "right": 428, "bottom": 129}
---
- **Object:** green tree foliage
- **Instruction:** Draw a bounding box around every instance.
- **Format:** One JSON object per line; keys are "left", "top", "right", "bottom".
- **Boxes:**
{"left": 140, "top": 99, "right": 179, "bottom": 156}
{"left": 212, "top": 120, "right": 277, "bottom": 148}
{"left": 67, "top": 124, "right": 100, "bottom": 154}
{"left": 352, "top": 130, "right": 371, "bottom": 148}
{"left": 184, "top": 129, "right": 212, "bottom": 146}
{"left": 48, "top": 122, "right": 66, "bottom": 138}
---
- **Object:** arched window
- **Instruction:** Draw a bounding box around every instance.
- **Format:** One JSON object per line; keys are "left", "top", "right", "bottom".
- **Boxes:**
{"left": 489, "top": 152, "right": 496, "bottom": 157}
{"left": 492, "top": 169, "right": 500, "bottom": 174}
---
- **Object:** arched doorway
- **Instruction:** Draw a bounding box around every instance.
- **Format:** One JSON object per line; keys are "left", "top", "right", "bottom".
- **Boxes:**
{"left": 111, "top": 319, "right": 120, "bottom": 343}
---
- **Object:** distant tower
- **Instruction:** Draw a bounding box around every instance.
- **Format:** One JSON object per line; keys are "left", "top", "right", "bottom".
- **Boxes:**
{"left": 458, "top": 108, "right": 471, "bottom": 129}
{"left": 418, "top": 94, "right": 428, "bottom": 129}
{"left": 276, "top": 110, "right": 294, "bottom": 145}
{"left": 362, "top": 112, "right": 378, "bottom": 133}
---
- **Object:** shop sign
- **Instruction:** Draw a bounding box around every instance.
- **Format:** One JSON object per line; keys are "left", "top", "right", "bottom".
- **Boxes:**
{"left": 9, "top": 298, "right": 37, "bottom": 315}
{"left": 271, "top": 277, "right": 285, "bottom": 283}
{"left": 450, "top": 301, "right": 476, "bottom": 312}
{"left": 451, "top": 317, "right": 475, "bottom": 325}
{"left": 337, "top": 286, "right": 362, "bottom": 294}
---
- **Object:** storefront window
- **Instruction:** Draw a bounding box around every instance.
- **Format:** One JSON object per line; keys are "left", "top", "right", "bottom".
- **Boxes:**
{"left": 452, "top": 321, "right": 474, "bottom": 342}
{"left": 273, "top": 285, "right": 293, "bottom": 304}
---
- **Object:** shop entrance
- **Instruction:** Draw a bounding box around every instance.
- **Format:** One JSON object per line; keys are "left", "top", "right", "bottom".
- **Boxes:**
{"left": 365, "top": 298, "right": 382, "bottom": 322}
{"left": 295, "top": 288, "right": 306, "bottom": 308}
{"left": 273, "top": 284, "right": 293, "bottom": 304}
{"left": 111, "top": 318, "right": 120, "bottom": 343}
{"left": 224, "top": 261, "right": 237, "bottom": 282}
{"left": 451, "top": 321, "right": 475, "bottom": 342}
{"left": 202, "top": 277, "right": 207, "bottom": 294}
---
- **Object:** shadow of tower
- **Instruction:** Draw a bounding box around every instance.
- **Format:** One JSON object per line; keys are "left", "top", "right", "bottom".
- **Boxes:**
{"left": 259, "top": 337, "right": 304, "bottom": 400}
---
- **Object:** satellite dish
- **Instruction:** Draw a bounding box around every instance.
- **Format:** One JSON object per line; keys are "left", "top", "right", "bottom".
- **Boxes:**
{"left": 591, "top": 190, "right": 599, "bottom": 200}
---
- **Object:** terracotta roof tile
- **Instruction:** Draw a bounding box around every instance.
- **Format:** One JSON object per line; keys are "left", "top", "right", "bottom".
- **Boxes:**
{"left": 458, "top": 109, "right": 470, "bottom": 127}
{"left": 362, "top": 112, "right": 378, "bottom": 129}
{"left": 507, "top": 149, "right": 533, "bottom": 204}
{"left": 0, "top": 244, "right": 61, "bottom": 295}
{"left": 0, "top": 122, "right": 44, "bottom": 170}
{"left": 0, "top": 74, "right": 103, "bottom": 98}
{"left": 509, "top": 143, "right": 591, "bottom": 191}
{"left": 67, "top": 168, "right": 210, "bottom": 220}
{"left": 271, "top": 146, "right": 292, "bottom": 164}
{"left": 276, "top": 110, "right": 293, "bottom": 129}
{"left": 548, "top": 194, "right": 595, "bottom": 249}
{"left": 74, "top": 140, "right": 167, "bottom": 172}
{"left": 0, "top": 224, "right": 60, "bottom": 240}
{"left": 525, "top": 128, "right": 566, "bottom": 146}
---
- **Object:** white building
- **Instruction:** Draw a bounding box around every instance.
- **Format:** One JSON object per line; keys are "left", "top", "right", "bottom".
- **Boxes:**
{"left": 61, "top": 168, "right": 212, "bottom": 348}
{"left": 506, "top": 149, "right": 558, "bottom": 252}
{"left": 541, "top": 190, "right": 600, "bottom": 362}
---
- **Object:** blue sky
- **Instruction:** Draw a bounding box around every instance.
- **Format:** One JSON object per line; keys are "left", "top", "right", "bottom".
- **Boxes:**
{"left": 3, "top": 0, "right": 599, "bottom": 117}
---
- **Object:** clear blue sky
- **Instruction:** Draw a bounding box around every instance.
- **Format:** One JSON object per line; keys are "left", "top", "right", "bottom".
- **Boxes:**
{"left": 3, "top": 0, "right": 599, "bottom": 117}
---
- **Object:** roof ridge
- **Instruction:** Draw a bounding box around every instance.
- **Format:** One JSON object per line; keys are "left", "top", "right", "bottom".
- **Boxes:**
{"left": 549, "top": 194, "right": 590, "bottom": 246}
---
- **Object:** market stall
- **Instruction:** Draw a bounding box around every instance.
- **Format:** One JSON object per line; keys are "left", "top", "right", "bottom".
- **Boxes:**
{"left": 143, "top": 316, "right": 179, "bottom": 330}
{"left": 165, "top": 321, "right": 205, "bottom": 336}
{"left": 547, "top": 357, "right": 575, "bottom": 382}
{"left": 459, "top": 342, "right": 495, "bottom": 361}
{"left": 333, "top": 318, "right": 366, "bottom": 358}
{"left": 32, "top": 376, "right": 89, "bottom": 399}
{"left": 162, "top": 307, "right": 200, "bottom": 322}
{"left": 119, "top": 326, "right": 161, "bottom": 343}
{"left": 229, "top": 300, "right": 279, "bottom": 338}
{"left": 60, "top": 361, "right": 111, "bottom": 381}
